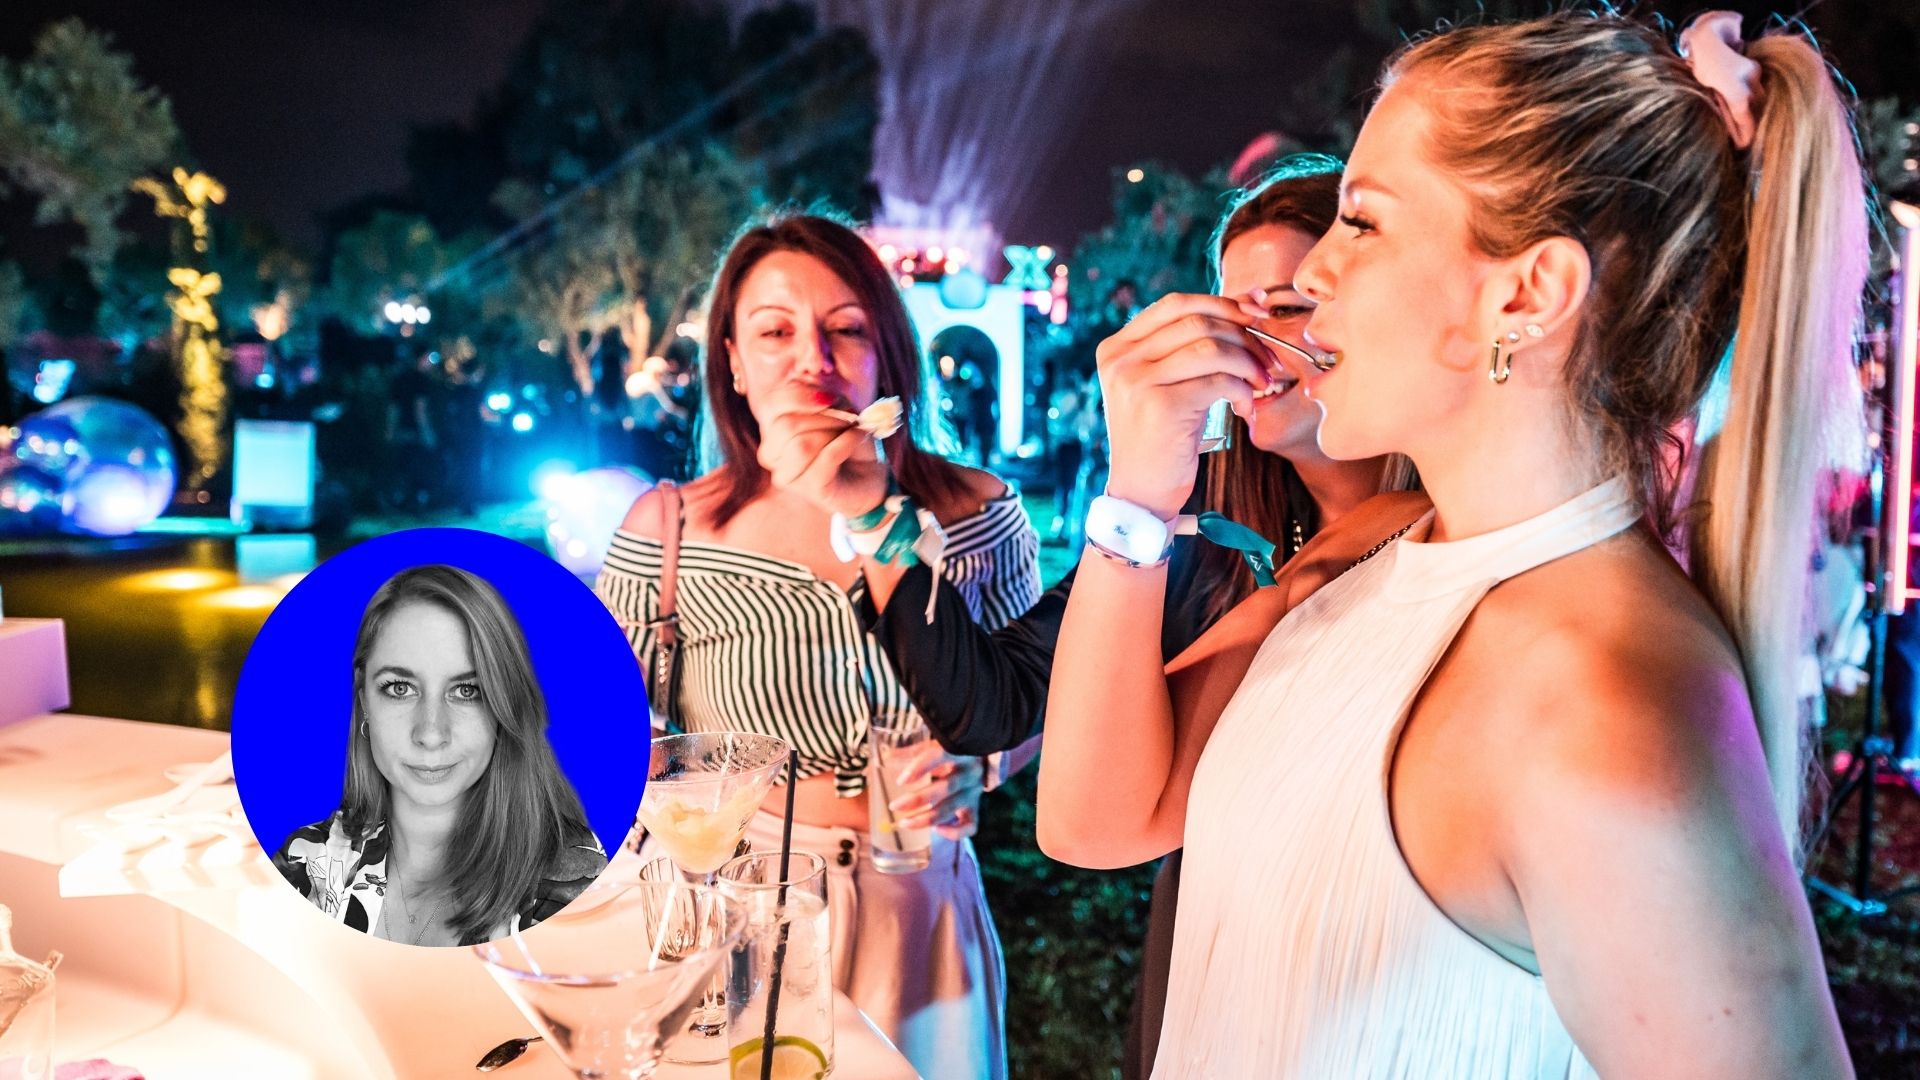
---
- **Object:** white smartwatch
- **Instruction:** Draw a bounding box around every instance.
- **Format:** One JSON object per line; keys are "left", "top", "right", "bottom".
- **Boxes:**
{"left": 1085, "top": 494, "right": 1196, "bottom": 568}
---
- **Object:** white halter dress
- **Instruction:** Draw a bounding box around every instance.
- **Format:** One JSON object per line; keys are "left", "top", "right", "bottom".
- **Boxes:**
{"left": 1154, "top": 479, "right": 1639, "bottom": 1079}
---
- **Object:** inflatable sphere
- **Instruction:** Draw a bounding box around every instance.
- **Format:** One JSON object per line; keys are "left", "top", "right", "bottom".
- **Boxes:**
{"left": 20, "top": 397, "right": 176, "bottom": 535}
{"left": 0, "top": 461, "right": 69, "bottom": 535}
{"left": 11, "top": 413, "right": 86, "bottom": 481}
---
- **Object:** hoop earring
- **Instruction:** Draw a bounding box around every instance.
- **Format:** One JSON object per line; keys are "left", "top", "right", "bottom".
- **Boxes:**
{"left": 360, "top": 720, "right": 369, "bottom": 738}
{"left": 1489, "top": 330, "right": 1521, "bottom": 385}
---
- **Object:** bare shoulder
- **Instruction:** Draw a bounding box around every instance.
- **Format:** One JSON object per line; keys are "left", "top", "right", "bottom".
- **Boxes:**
{"left": 1166, "top": 583, "right": 1289, "bottom": 676}
{"left": 618, "top": 472, "right": 725, "bottom": 537}
{"left": 925, "top": 464, "right": 1011, "bottom": 527}
{"left": 1443, "top": 537, "right": 1844, "bottom": 1077}
{"left": 1467, "top": 534, "right": 1768, "bottom": 822}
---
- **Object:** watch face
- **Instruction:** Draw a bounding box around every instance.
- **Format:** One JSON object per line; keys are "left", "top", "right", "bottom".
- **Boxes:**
{"left": 1088, "top": 495, "right": 1172, "bottom": 564}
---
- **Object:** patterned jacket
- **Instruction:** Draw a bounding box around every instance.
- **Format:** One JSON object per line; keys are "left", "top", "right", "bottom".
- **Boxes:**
{"left": 270, "top": 810, "right": 606, "bottom": 944}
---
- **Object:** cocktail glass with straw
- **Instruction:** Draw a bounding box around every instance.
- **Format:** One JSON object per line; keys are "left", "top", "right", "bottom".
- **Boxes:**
{"left": 637, "top": 732, "right": 791, "bottom": 1062}
{"left": 474, "top": 880, "right": 745, "bottom": 1080}
{"left": 718, "top": 850, "right": 833, "bottom": 1080}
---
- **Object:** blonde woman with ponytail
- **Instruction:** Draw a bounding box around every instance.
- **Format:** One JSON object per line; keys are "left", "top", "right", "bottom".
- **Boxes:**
{"left": 1038, "top": 8, "right": 1861, "bottom": 1077}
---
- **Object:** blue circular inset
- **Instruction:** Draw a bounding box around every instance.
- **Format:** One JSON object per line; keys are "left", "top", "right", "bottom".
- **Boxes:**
{"left": 232, "top": 527, "right": 647, "bottom": 862}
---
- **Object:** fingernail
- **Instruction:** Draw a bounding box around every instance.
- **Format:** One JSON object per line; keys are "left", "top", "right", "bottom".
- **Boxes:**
{"left": 1248, "top": 287, "right": 1269, "bottom": 303}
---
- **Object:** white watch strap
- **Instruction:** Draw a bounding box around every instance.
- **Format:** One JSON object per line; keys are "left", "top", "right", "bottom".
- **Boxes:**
{"left": 1086, "top": 494, "right": 1197, "bottom": 565}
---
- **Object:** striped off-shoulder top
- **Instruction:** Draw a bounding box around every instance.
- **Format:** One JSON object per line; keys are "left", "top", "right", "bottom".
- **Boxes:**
{"left": 596, "top": 490, "right": 1040, "bottom": 795}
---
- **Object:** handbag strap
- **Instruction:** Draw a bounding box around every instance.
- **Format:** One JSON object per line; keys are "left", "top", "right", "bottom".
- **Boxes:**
{"left": 654, "top": 479, "right": 683, "bottom": 646}
{"left": 646, "top": 479, "right": 687, "bottom": 736}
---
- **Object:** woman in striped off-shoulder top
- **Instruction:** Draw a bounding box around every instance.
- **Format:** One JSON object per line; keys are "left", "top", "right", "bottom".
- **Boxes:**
{"left": 596, "top": 213, "right": 1037, "bottom": 1080}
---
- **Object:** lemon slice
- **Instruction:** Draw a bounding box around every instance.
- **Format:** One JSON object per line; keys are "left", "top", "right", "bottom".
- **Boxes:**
{"left": 729, "top": 1034, "right": 829, "bottom": 1080}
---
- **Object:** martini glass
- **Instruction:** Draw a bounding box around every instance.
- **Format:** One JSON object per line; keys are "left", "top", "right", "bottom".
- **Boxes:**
{"left": 474, "top": 880, "right": 745, "bottom": 1080}
{"left": 638, "top": 732, "right": 791, "bottom": 879}
{"left": 636, "top": 731, "right": 791, "bottom": 1060}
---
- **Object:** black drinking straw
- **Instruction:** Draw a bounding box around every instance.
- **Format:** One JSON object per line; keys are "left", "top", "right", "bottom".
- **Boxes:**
{"left": 760, "top": 749, "right": 800, "bottom": 1080}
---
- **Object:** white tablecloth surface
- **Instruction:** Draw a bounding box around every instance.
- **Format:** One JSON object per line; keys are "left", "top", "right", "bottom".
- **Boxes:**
{"left": 0, "top": 711, "right": 919, "bottom": 1078}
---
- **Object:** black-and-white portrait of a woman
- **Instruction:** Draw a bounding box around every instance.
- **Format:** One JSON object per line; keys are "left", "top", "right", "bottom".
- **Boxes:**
{"left": 270, "top": 564, "right": 606, "bottom": 945}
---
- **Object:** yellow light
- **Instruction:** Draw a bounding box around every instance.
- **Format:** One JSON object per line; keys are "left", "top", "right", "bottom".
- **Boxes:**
{"left": 125, "top": 569, "right": 229, "bottom": 592}
{"left": 1035, "top": 245, "right": 1054, "bottom": 263}
{"left": 198, "top": 585, "right": 288, "bottom": 612}
{"left": 1126, "top": 168, "right": 1145, "bottom": 183}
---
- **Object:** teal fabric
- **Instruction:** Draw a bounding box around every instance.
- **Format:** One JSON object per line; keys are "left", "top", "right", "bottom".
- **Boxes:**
{"left": 1195, "top": 512, "right": 1278, "bottom": 587}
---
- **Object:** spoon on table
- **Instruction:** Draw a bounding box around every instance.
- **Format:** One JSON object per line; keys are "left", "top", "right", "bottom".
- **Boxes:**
{"left": 475, "top": 1034, "right": 543, "bottom": 1071}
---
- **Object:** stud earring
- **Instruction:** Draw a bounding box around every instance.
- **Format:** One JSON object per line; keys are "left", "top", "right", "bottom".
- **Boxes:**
{"left": 1524, "top": 323, "right": 1545, "bottom": 338}
{"left": 1490, "top": 332, "right": 1519, "bottom": 385}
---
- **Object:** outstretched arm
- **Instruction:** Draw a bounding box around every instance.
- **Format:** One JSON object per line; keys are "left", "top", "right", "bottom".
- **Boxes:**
{"left": 862, "top": 566, "right": 1071, "bottom": 756}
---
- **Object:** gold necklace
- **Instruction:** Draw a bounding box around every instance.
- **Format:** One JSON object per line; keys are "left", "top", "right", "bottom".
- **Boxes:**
{"left": 382, "top": 865, "right": 447, "bottom": 946}
{"left": 1347, "top": 521, "right": 1416, "bottom": 571}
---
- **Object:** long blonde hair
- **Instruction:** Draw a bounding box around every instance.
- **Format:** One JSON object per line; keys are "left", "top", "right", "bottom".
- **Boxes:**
{"left": 1391, "top": 10, "right": 1869, "bottom": 852}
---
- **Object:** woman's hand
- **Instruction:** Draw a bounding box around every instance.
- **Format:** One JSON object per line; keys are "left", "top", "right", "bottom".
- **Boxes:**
{"left": 1096, "top": 293, "right": 1279, "bottom": 519}
{"left": 755, "top": 390, "right": 890, "bottom": 518}
{"left": 885, "top": 740, "right": 985, "bottom": 840}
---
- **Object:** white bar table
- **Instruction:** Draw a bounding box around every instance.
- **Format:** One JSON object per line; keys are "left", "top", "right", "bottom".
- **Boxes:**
{"left": 0, "top": 712, "right": 918, "bottom": 1078}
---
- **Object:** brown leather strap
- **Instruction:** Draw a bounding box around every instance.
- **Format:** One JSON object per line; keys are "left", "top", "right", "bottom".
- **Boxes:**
{"left": 655, "top": 479, "right": 682, "bottom": 646}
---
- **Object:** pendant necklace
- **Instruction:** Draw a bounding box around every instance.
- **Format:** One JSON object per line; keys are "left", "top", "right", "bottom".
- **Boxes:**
{"left": 382, "top": 864, "right": 446, "bottom": 946}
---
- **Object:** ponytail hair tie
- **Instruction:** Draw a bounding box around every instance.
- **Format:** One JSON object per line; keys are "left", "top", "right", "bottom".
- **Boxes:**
{"left": 1677, "top": 11, "right": 1761, "bottom": 150}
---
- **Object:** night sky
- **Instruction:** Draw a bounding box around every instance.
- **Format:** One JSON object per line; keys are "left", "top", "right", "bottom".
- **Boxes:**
{"left": 4, "top": 1, "right": 1916, "bottom": 256}
{"left": 0, "top": 0, "right": 1346, "bottom": 253}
